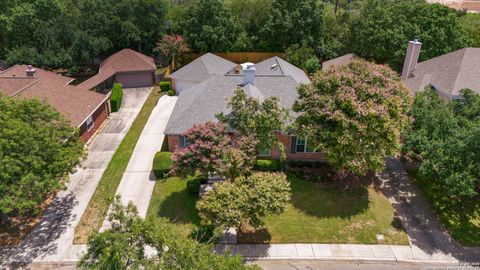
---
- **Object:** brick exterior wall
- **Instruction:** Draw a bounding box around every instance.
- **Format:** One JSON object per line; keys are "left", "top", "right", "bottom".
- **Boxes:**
{"left": 79, "top": 101, "right": 109, "bottom": 142}
{"left": 166, "top": 133, "right": 325, "bottom": 161}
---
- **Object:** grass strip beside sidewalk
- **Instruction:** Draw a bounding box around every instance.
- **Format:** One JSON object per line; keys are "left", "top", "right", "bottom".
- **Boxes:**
{"left": 74, "top": 89, "right": 163, "bottom": 244}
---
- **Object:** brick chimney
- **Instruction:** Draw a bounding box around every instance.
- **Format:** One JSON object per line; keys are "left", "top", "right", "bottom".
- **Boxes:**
{"left": 26, "top": 65, "right": 36, "bottom": 77}
{"left": 401, "top": 38, "right": 422, "bottom": 80}
{"left": 241, "top": 62, "right": 255, "bottom": 86}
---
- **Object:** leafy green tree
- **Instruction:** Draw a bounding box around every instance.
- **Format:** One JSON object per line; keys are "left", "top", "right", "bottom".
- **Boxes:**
{"left": 284, "top": 44, "right": 320, "bottom": 74}
{"left": 225, "top": 0, "right": 272, "bottom": 51}
{"left": 293, "top": 59, "right": 412, "bottom": 176}
{"left": 79, "top": 197, "right": 259, "bottom": 270}
{"left": 262, "top": 0, "right": 324, "bottom": 54}
{"left": 459, "top": 13, "right": 480, "bottom": 48}
{"left": 323, "top": 4, "right": 351, "bottom": 59}
{"left": 404, "top": 89, "right": 480, "bottom": 198}
{"left": 350, "top": 0, "right": 466, "bottom": 70}
{"left": 197, "top": 172, "right": 291, "bottom": 231}
{"left": 179, "top": 0, "right": 241, "bottom": 52}
{"left": 217, "top": 88, "right": 289, "bottom": 157}
{"left": 0, "top": 96, "right": 84, "bottom": 224}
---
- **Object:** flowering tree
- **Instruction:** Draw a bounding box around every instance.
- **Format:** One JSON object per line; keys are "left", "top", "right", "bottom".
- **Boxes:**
{"left": 197, "top": 172, "right": 291, "bottom": 231}
{"left": 170, "top": 122, "right": 229, "bottom": 178}
{"left": 155, "top": 34, "right": 190, "bottom": 67}
{"left": 293, "top": 59, "right": 412, "bottom": 175}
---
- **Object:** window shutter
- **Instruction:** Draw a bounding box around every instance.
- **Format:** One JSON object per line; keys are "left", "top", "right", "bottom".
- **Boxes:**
{"left": 290, "top": 136, "right": 297, "bottom": 153}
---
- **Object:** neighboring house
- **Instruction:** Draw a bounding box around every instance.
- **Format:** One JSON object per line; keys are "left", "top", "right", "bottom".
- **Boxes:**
{"left": 164, "top": 54, "right": 323, "bottom": 161}
{"left": 401, "top": 40, "right": 480, "bottom": 99}
{"left": 321, "top": 53, "right": 357, "bottom": 71}
{"left": 427, "top": 0, "right": 480, "bottom": 12}
{"left": 80, "top": 49, "right": 156, "bottom": 91}
{"left": 0, "top": 65, "right": 110, "bottom": 142}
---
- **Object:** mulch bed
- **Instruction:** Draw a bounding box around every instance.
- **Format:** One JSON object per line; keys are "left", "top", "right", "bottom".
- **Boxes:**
{"left": 0, "top": 195, "right": 54, "bottom": 246}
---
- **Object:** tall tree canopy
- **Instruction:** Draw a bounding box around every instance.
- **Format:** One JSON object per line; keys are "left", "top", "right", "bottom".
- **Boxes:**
{"left": 293, "top": 59, "right": 412, "bottom": 175}
{"left": 459, "top": 13, "right": 480, "bottom": 48}
{"left": 0, "top": 96, "right": 84, "bottom": 223}
{"left": 350, "top": 0, "right": 466, "bottom": 70}
{"left": 0, "top": 0, "right": 167, "bottom": 68}
{"left": 179, "top": 0, "right": 241, "bottom": 52}
{"left": 79, "top": 197, "right": 260, "bottom": 270}
{"left": 261, "top": 0, "right": 324, "bottom": 54}
{"left": 404, "top": 89, "right": 480, "bottom": 198}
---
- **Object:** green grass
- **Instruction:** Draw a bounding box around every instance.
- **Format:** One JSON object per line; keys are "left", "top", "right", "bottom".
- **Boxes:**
{"left": 146, "top": 177, "right": 200, "bottom": 237}
{"left": 248, "top": 175, "right": 409, "bottom": 244}
{"left": 145, "top": 173, "right": 408, "bottom": 245}
{"left": 408, "top": 169, "right": 480, "bottom": 246}
{"left": 74, "top": 88, "right": 163, "bottom": 244}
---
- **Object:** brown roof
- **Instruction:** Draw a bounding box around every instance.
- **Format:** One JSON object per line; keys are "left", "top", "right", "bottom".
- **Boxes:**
{"left": 79, "top": 49, "right": 156, "bottom": 89}
{"left": 405, "top": 48, "right": 480, "bottom": 98}
{"left": 0, "top": 65, "right": 108, "bottom": 127}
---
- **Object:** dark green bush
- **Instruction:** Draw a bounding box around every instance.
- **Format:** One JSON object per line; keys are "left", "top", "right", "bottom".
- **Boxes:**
{"left": 110, "top": 83, "right": 123, "bottom": 112}
{"left": 187, "top": 177, "right": 202, "bottom": 196}
{"left": 159, "top": 81, "right": 171, "bottom": 92}
{"left": 152, "top": 152, "right": 172, "bottom": 179}
{"left": 253, "top": 159, "right": 285, "bottom": 171}
{"left": 167, "top": 89, "right": 176, "bottom": 96}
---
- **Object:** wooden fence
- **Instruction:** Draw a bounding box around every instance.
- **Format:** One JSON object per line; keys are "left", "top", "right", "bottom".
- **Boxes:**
{"left": 190, "top": 52, "right": 286, "bottom": 64}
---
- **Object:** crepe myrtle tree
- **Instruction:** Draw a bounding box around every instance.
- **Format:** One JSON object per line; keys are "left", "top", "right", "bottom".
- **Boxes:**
{"left": 197, "top": 172, "right": 291, "bottom": 232}
{"left": 169, "top": 121, "right": 255, "bottom": 180}
{"left": 293, "top": 59, "right": 412, "bottom": 176}
{"left": 217, "top": 88, "right": 289, "bottom": 159}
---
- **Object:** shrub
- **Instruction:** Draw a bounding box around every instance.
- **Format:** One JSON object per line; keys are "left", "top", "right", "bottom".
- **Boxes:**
{"left": 152, "top": 152, "right": 173, "bottom": 178}
{"left": 304, "top": 57, "right": 320, "bottom": 74}
{"left": 159, "top": 81, "right": 171, "bottom": 92}
{"left": 110, "top": 83, "right": 123, "bottom": 112}
{"left": 167, "top": 89, "right": 176, "bottom": 96}
{"left": 253, "top": 159, "right": 285, "bottom": 172}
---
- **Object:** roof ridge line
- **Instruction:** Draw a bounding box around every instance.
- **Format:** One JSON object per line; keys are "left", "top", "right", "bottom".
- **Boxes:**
{"left": 451, "top": 49, "right": 469, "bottom": 94}
{"left": 10, "top": 79, "right": 39, "bottom": 96}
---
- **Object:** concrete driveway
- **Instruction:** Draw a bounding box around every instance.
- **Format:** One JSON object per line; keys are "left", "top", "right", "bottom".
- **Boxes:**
{"left": 0, "top": 87, "right": 151, "bottom": 267}
{"left": 101, "top": 95, "right": 177, "bottom": 230}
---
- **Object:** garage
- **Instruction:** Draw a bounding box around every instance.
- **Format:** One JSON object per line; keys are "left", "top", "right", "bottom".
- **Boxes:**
{"left": 115, "top": 71, "right": 155, "bottom": 88}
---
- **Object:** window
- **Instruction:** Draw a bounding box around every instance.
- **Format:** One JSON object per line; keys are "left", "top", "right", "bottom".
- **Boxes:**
{"left": 295, "top": 136, "right": 316, "bottom": 153}
{"left": 179, "top": 135, "right": 188, "bottom": 148}
{"left": 258, "top": 148, "right": 270, "bottom": 157}
{"left": 86, "top": 116, "right": 94, "bottom": 131}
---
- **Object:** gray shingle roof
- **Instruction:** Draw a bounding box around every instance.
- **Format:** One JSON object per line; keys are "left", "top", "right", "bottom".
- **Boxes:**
{"left": 164, "top": 74, "right": 303, "bottom": 135}
{"left": 405, "top": 48, "right": 480, "bottom": 97}
{"left": 253, "top": 57, "right": 310, "bottom": 84}
{"left": 322, "top": 54, "right": 357, "bottom": 71}
{"left": 168, "top": 53, "right": 237, "bottom": 81}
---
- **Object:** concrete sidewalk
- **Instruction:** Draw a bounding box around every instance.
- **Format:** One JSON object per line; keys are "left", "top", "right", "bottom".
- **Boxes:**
{"left": 101, "top": 95, "right": 177, "bottom": 230}
{"left": 216, "top": 243, "right": 460, "bottom": 264}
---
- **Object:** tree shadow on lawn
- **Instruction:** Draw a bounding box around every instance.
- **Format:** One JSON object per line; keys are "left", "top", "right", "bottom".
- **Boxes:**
{"left": 288, "top": 173, "right": 371, "bottom": 219}
{"left": 156, "top": 184, "right": 200, "bottom": 227}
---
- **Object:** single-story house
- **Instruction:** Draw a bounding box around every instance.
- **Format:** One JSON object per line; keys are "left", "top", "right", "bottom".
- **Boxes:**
{"left": 164, "top": 53, "right": 322, "bottom": 161}
{"left": 0, "top": 65, "right": 110, "bottom": 142}
{"left": 401, "top": 40, "right": 480, "bottom": 99}
{"left": 80, "top": 49, "right": 156, "bottom": 91}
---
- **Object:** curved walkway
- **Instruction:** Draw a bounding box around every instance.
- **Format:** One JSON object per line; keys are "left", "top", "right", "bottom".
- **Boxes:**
{"left": 0, "top": 88, "right": 151, "bottom": 268}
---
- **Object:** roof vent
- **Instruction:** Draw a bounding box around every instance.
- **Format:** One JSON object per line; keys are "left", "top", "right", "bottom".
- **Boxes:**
{"left": 271, "top": 63, "right": 279, "bottom": 70}
{"left": 26, "top": 65, "right": 36, "bottom": 77}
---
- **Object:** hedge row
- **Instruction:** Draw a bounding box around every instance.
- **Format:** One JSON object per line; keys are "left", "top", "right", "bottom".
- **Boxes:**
{"left": 110, "top": 83, "right": 123, "bottom": 112}
{"left": 253, "top": 159, "right": 285, "bottom": 171}
{"left": 159, "top": 81, "right": 171, "bottom": 92}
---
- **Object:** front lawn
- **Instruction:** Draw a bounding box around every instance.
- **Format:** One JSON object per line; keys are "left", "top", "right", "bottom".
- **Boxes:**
{"left": 238, "top": 174, "right": 409, "bottom": 244}
{"left": 146, "top": 176, "right": 200, "bottom": 237}
{"left": 145, "top": 173, "right": 408, "bottom": 245}
{"left": 408, "top": 169, "right": 480, "bottom": 246}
